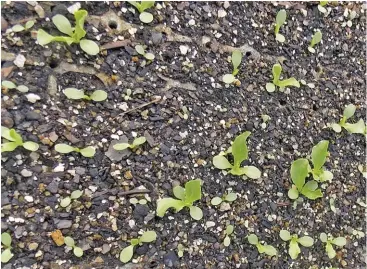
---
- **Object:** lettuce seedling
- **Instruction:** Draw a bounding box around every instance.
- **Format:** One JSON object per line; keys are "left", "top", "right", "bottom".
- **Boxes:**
{"left": 113, "top": 136, "right": 146, "bottom": 151}
{"left": 1, "top": 233, "right": 13, "bottom": 263}
{"left": 211, "top": 191, "right": 237, "bottom": 206}
{"left": 274, "top": 9, "right": 286, "bottom": 42}
{"left": 308, "top": 31, "right": 322, "bottom": 53}
{"left": 247, "top": 234, "right": 277, "bottom": 257}
{"left": 12, "top": 20, "right": 35, "bottom": 32}
{"left": 308, "top": 140, "right": 333, "bottom": 182}
{"left": 319, "top": 233, "right": 347, "bottom": 259}
{"left": 1, "top": 126, "right": 39, "bottom": 152}
{"left": 223, "top": 225, "right": 234, "bottom": 247}
{"left": 64, "top": 88, "right": 107, "bottom": 102}
{"left": 64, "top": 236, "right": 84, "bottom": 257}
{"left": 222, "top": 50, "right": 242, "bottom": 84}
{"left": 128, "top": 1, "right": 155, "bottom": 23}
{"left": 120, "top": 231, "right": 157, "bottom": 263}
{"left": 55, "top": 144, "right": 96, "bottom": 157}
{"left": 37, "top": 10, "right": 99, "bottom": 55}
{"left": 177, "top": 243, "right": 185, "bottom": 258}
{"left": 135, "top": 44, "right": 155, "bottom": 60}
{"left": 266, "top": 63, "right": 300, "bottom": 92}
{"left": 329, "top": 104, "right": 366, "bottom": 135}
{"left": 2, "top": 80, "right": 29, "bottom": 92}
{"left": 213, "top": 131, "right": 261, "bottom": 179}
{"left": 156, "top": 179, "right": 203, "bottom": 220}
{"left": 279, "top": 230, "right": 314, "bottom": 259}
{"left": 60, "top": 190, "right": 83, "bottom": 208}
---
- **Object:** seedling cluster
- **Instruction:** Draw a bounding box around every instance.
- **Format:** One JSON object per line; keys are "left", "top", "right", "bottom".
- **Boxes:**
{"left": 55, "top": 144, "right": 96, "bottom": 157}
{"left": 248, "top": 234, "right": 277, "bottom": 257}
{"left": 12, "top": 20, "right": 35, "bottom": 32}
{"left": 60, "top": 190, "right": 83, "bottom": 208}
{"left": 222, "top": 50, "right": 242, "bottom": 84}
{"left": 113, "top": 136, "right": 146, "bottom": 151}
{"left": 64, "top": 236, "right": 84, "bottom": 257}
{"left": 279, "top": 230, "right": 314, "bottom": 259}
{"left": 135, "top": 45, "right": 155, "bottom": 61}
{"left": 211, "top": 191, "right": 237, "bottom": 206}
{"left": 128, "top": 1, "right": 155, "bottom": 23}
{"left": 1, "top": 233, "right": 13, "bottom": 263}
{"left": 64, "top": 88, "right": 108, "bottom": 102}
{"left": 2, "top": 80, "right": 29, "bottom": 93}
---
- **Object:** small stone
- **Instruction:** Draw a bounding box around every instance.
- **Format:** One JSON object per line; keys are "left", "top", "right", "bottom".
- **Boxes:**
{"left": 206, "top": 221, "right": 215, "bottom": 228}
{"left": 34, "top": 4, "right": 45, "bottom": 18}
{"left": 1, "top": 117, "right": 14, "bottom": 128}
{"left": 179, "top": 45, "right": 189, "bottom": 55}
{"left": 201, "top": 36, "right": 211, "bottom": 45}
{"left": 101, "top": 244, "right": 110, "bottom": 254}
{"left": 21, "top": 169, "right": 33, "bottom": 177}
{"left": 151, "top": 31, "right": 163, "bottom": 45}
{"left": 188, "top": 19, "right": 195, "bottom": 26}
{"left": 49, "top": 132, "right": 58, "bottom": 142}
{"left": 46, "top": 180, "right": 59, "bottom": 194}
{"left": 25, "top": 93, "right": 41, "bottom": 103}
{"left": 218, "top": 9, "right": 227, "bottom": 18}
{"left": 219, "top": 202, "right": 231, "bottom": 212}
{"left": 28, "top": 242, "right": 39, "bottom": 251}
{"left": 25, "top": 111, "right": 41, "bottom": 121}
{"left": 163, "top": 251, "right": 179, "bottom": 267}
{"left": 223, "top": 1, "right": 230, "bottom": 9}
{"left": 24, "top": 196, "right": 34, "bottom": 203}
{"left": 35, "top": 250, "right": 43, "bottom": 258}
{"left": 55, "top": 219, "right": 72, "bottom": 229}
{"left": 53, "top": 163, "right": 65, "bottom": 172}
{"left": 1, "top": 17, "right": 8, "bottom": 31}
{"left": 47, "top": 75, "right": 58, "bottom": 96}
{"left": 13, "top": 54, "right": 26, "bottom": 68}
{"left": 105, "top": 137, "right": 131, "bottom": 161}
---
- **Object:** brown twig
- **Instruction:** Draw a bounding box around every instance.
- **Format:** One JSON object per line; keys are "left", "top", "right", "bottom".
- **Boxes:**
{"left": 92, "top": 188, "right": 150, "bottom": 199}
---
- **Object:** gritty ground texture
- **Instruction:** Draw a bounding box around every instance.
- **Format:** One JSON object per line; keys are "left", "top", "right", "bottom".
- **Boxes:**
{"left": 1, "top": 1, "right": 366, "bottom": 269}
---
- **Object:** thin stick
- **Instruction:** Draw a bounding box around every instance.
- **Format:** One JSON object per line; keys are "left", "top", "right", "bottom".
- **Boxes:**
{"left": 117, "top": 96, "right": 162, "bottom": 117}
{"left": 92, "top": 188, "right": 150, "bottom": 199}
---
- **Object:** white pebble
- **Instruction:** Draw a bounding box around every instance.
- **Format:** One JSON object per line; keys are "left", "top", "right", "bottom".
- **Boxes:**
{"left": 179, "top": 45, "right": 189, "bottom": 55}
{"left": 26, "top": 93, "right": 41, "bottom": 103}
{"left": 14, "top": 54, "right": 26, "bottom": 68}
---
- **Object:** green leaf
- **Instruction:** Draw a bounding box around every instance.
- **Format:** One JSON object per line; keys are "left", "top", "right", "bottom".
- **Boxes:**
{"left": 320, "top": 233, "right": 328, "bottom": 242}
{"left": 60, "top": 197, "right": 72, "bottom": 208}
{"left": 266, "top": 83, "right": 276, "bottom": 92}
{"left": 184, "top": 179, "right": 201, "bottom": 204}
{"left": 173, "top": 186, "right": 185, "bottom": 200}
{"left": 343, "top": 104, "right": 356, "bottom": 119}
{"left": 22, "top": 141, "right": 39, "bottom": 151}
{"left": 64, "top": 236, "right": 75, "bottom": 247}
{"left": 343, "top": 119, "right": 366, "bottom": 134}
{"left": 223, "top": 74, "right": 235, "bottom": 84}
{"left": 113, "top": 143, "right": 131, "bottom": 151}
{"left": 226, "top": 225, "right": 234, "bottom": 235}
{"left": 9, "top": 129, "right": 22, "bottom": 145}
{"left": 231, "top": 50, "right": 242, "bottom": 71}
{"left": 139, "top": 12, "right": 153, "bottom": 23}
{"left": 25, "top": 20, "right": 35, "bottom": 29}
{"left": 272, "top": 64, "right": 282, "bottom": 83}
{"left": 131, "top": 238, "right": 139, "bottom": 246}
{"left": 64, "top": 88, "right": 86, "bottom": 100}
{"left": 311, "top": 140, "right": 329, "bottom": 171}
{"left": 289, "top": 239, "right": 300, "bottom": 259}
{"left": 2, "top": 81, "right": 16, "bottom": 89}
{"left": 51, "top": 35, "right": 75, "bottom": 45}
{"left": 135, "top": 45, "right": 145, "bottom": 55}
{"left": 298, "top": 236, "right": 314, "bottom": 247}
{"left": 303, "top": 180, "right": 318, "bottom": 191}
{"left": 80, "top": 146, "right": 96, "bottom": 157}
{"left": 247, "top": 234, "right": 258, "bottom": 245}
{"left": 275, "top": 33, "right": 285, "bottom": 43}
{"left": 140, "top": 1, "right": 155, "bottom": 11}
{"left": 262, "top": 245, "right": 277, "bottom": 256}
{"left": 223, "top": 236, "right": 231, "bottom": 247}
{"left": 120, "top": 245, "right": 134, "bottom": 263}
{"left": 318, "top": 4, "right": 327, "bottom": 13}
{"left": 288, "top": 186, "right": 299, "bottom": 200}
{"left": 55, "top": 144, "right": 76, "bottom": 154}
{"left": 211, "top": 197, "right": 222, "bottom": 206}
{"left": 139, "top": 231, "right": 157, "bottom": 243}
{"left": 1, "top": 249, "right": 13, "bottom": 263}
{"left": 290, "top": 159, "right": 309, "bottom": 191}
{"left": 325, "top": 242, "right": 336, "bottom": 259}
{"left": 12, "top": 24, "right": 25, "bottom": 32}
{"left": 279, "top": 230, "right": 291, "bottom": 241}
{"left": 277, "top": 78, "right": 300, "bottom": 88}
{"left": 1, "top": 126, "right": 13, "bottom": 141}
{"left": 132, "top": 136, "right": 146, "bottom": 147}
{"left": 73, "top": 247, "right": 83, "bottom": 257}
{"left": 73, "top": 10, "right": 87, "bottom": 41}
{"left": 90, "top": 90, "right": 107, "bottom": 102}
{"left": 331, "top": 237, "right": 346, "bottom": 247}
{"left": 310, "top": 31, "right": 322, "bottom": 48}
{"left": 80, "top": 39, "right": 100, "bottom": 56}
{"left": 224, "top": 192, "right": 237, "bottom": 202}
{"left": 71, "top": 190, "right": 83, "bottom": 199}
{"left": 319, "top": 170, "right": 333, "bottom": 182}
{"left": 331, "top": 123, "right": 342, "bottom": 133}
{"left": 128, "top": 1, "right": 142, "bottom": 12}
{"left": 320, "top": 1, "right": 328, "bottom": 6}
{"left": 156, "top": 198, "right": 185, "bottom": 217}
{"left": 213, "top": 155, "right": 233, "bottom": 170}
{"left": 189, "top": 206, "right": 203, "bottom": 220}
{"left": 145, "top": 52, "right": 155, "bottom": 60}
{"left": 16, "top": 85, "right": 29, "bottom": 93}
{"left": 276, "top": 10, "right": 287, "bottom": 28}
{"left": 52, "top": 15, "right": 73, "bottom": 36}
{"left": 37, "top": 29, "right": 56, "bottom": 45}
{"left": 1, "top": 142, "right": 18, "bottom": 152}
{"left": 1, "top": 233, "right": 12, "bottom": 247}
{"left": 301, "top": 186, "right": 323, "bottom": 200}
{"left": 242, "top": 166, "right": 261, "bottom": 179}
{"left": 232, "top": 131, "right": 251, "bottom": 168}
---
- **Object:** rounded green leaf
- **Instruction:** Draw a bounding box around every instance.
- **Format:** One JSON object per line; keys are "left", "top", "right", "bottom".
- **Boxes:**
{"left": 132, "top": 136, "right": 146, "bottom": 147}
{"left": 189, "top": 206, "right": 203, "bottom": 220}
{"left": 9, "top": 129, "right": 22, "bottom": 144}
{"left": 319, "top": 170, "right": 333, "bottom": 182}
{"left": 23, "top": 141, "right": 39, "bottom": 151}
{"left": 319, "top": 233, "right": 328, "bottom": 242}
{"left": 343, "top": 104, "right": 356, "bottom": 119}
{"left": 211, "top": 197, "right": 222, "bottom": 206}
{"left": 2, "top": 81, "right": 16, "bottom": 89}
{"left": 223, "top": 74, "right": 235, "bottom": 84}
{"left": 90, "top": 90, "right": 107, "bottom": 102}
{"left": 308, "top": 47, "right": 316, "bottom": 53}
{"left": 1, "top": 126, "right": 12, "bottom": 141}
{"left": 291, "top": 159, "right": 309, "bottom": 191}
{"left": 332, "top": 237, "right": 346, "bottom": 247}
{"left": 275, "top": 33, "right": 285, "bottom": 43}
{"left": 311, "top": 140, "right": 329, "bottom": 171}
{"left": 25, "top": 20, "right": 35, "bottom": 30}
{"left": 135, "top": 45, "right": 145, "bottom": 55}
{"left": 243, "top": 166, "right": 261, "bottom": 179}
{"left": 64, "top": 236, "right": 75, "bottom": 247}
{"left": 113, "top": 143, "right": 130, "bottom": 151}
{"left": 60, "top": 197, "right": 72, "bottom": 208}
{"left": 71, "top": 190, "right": 83, "bottom": 199}
{"left": 16, "top": 85, "right": 29, "bottom": 93}
{"left": 311, "top": 31, "right": 322, "bottom": 47}
{"left": 213, "top": 155, "right": 232, "bottom": 170}
{"left": 288, "top": 187, "right": 299, "bottom": 200}
{"left": 73, "top": 247, "right": 83, "bottom": 257}
{"left": 145, "top": 52, "right": 155, "bottom": 60}
{"left": 272, "top": 64, "right": 282, "bottom": 83}
{"left": 139, "top": 12, "right": 153, "bottom": 23}
{"left": 1, "top": 142, "right": 19, "bottom": 152}
{"left": 276, "top": 9, "right": 286, "bottom": 26}
{"left": 52, "top": 15, "right": 73, "bottom": 36}
{"left": 80, "top": 146, "right": 96, "bottom": 157}
{"left": 173, "top": 186, "right": 185, "bottom": 200}
{"left": 265, "top": 83, "right": 276, "bottom": 92}
{"left": 224, "top": 192, "right": 237, "bottom": 202}
{"left": 298, "top": 236, "right": 314, "bottom": 247}
{"left": 37, "top": 29, "right": 55, "bottom": 46}
{"left": 279, "top": 230, "right": 291, "bottom": 241}
{"left": 178, "top": 250, "right": 183, "bottom": 257}
{"left": 223, "top": 236, "right": 231, "bottom": 247}
{"left": 1, "top": 233, "right": 12, "bottom": 247}
{"left": 226, "top": 225, "right": 234, "bottom": 235}
{"left": 55, "top": 144, "right": 76, "bottom": 154}
{"left": 326, "top": 242, "right": 336, "bottom": 259}
{"left": 331, "top": 123, "right": 342, "bottom": 133}
{"left": 64, "top": 88, "right": 86, "bottom": 100}
{"left": 12, "top": 24, "right": 25, "bottom": 32}
{"left": 303, "top": 180, "right": 318, "bottom": 191}
{"left": 1, "top": 248, "right": 13, "bottom": 263}
{"left": 80, "top": 39, "right": 100, "bottom": 56}
{"left": 289, "top": 240, "right": 300, "bottom": 259}
{"left": 139, "top": 231, "right": 157, "bottom": 243}
{"left": 263, "top": 245, "right": 277, "bottom": 257}
{"left": 344, "top": 119, "right": 366, "bottom": 134}
{"left": 231, "top": 50, "right": 242, "bottom": 71}
{"left": 131, "top": 238, "right": 139, "bottom": 246}
{"left": 247, "top": 234, "right": 258, "bottom": 245}
{"left": 120, "top": 245, "right": 134, "bottom": 263}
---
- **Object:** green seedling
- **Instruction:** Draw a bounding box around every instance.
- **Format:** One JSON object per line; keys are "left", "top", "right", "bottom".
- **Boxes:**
{"left": 1, "top": 126, "right": 39, "bottom": 152}
{"left": 223, "top": 225, "right": 234, "bottom": 247}
{"left": 37, "top": 10, "right": 99, "bottom": 55}
{"left": 318, "top": 1, "right": 328, "bottom": 14}
{"left": 2, "top": 80, "right": 29, "bottom": 92}
{"left": 120, "top": 231, "right": 157, "bottom": 263}
{"left": 64, "top": 236, "right": 84, "bottom": 257}
{"left": 279, "top": 230, "right": 314, "bottom": 259}
{"left": 156, "top": 179, "right": 203, "bottom": 220}
{"left": 63, "top": 88, "right": 107, "bottom": 102}
{"left": 60, "top": 190, "right": 83, "bottom": 208}
{"left": 274, "top": 9, "right": 286, "bottom": 42}
{"left": 222, "top": 50, "right": 242, "bottom": 84}
{"left": 177, "top": 243, "right": 185, "bottom": 258}
{"left": 329, "top": 104, "right": 366, "bottom": 135}
{"left": 123, "top": 89, "right": 132, "bottom": 101}
{"left": 211, "top": 191, "right": 237, "bottom": 206}
{"left": 130, "top": 197, "right": 148, "bottom": 205}
{"left": 266, "top": 63, "right": 300, "bottom": 92}
{"left": 178, "top": 106, "right": 189, "bottom": 120}
{"left": 247, "top": 234, "right": 277, "bottom": 257}
{"left": 128, "top": 1, "right": 155, "bottom": 23}
{"left": 135, "top": 45, "right": 155, "bottom": 61}
{"left": 213, "top": 131, "right": 261, "bottom": 179}
{"left": 308, "top": 31, "right": 322, "bottom": 53}
{"left": 55, "top": 144, "right": 96, "bottom": 157}
{"left": 261, "top": 114, "right": 270, "bottom": 129}
{"left": 1, "top": 233, "right": 13, "bottom": 263}
{"left": 319, "top": 233, "right": 347, "bottom": 259}
{"left": 308, "top": 140, "right": 333, "bottom": 182}
{"left": 113, "top": 136, "right": 146, "bottom": 151}
{"left": 12, "top": 20, "right": 35, "bottom": 32}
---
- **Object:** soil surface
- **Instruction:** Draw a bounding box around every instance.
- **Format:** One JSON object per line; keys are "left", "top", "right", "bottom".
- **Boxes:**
{"left": 1, "top": 1, "right": 366, "bottom": 269}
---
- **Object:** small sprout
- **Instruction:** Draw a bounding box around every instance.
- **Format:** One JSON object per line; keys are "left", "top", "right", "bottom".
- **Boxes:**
{"left": 63, "top": 88, "right": 107, "bottom": 102}
{"left": 60, "top": 190, "right": 83, "bottom": 208}
{"left": 1, "top": 80, "right": 29, "bottom": 92}
{"left": 247, "top": 234, "right": 277, "bottom": 257}
{"left": 329, "top": 197, "right": 337, "bottom": 213}
{"left": 55, "top": 144, "right": 96, "bottom": 157}
{"left": 1, "top": 232, "right": 13, "bottom": 263}
{"left": 64, "top": 236, "right": 84, "bottom": 257}
{"left": 135, "top": 44, "right": 155, "bottom": 61}
{"left": 156, "top": 179, "right": 203, "bottom": 220}
{"left": 279, "top": 230, "right": 314, "bottom": 259}
{"left": 319, "top": 233, "right": 347, "bottom": 259}
{"left": 266, "top": 63, "right": 300, "bottom": 92}
{"left": 223, "top": 225, "right": 234, "bottom": 247}
{"left": 274, "top": 9, "right": 286, "bottom": 42}
{"left": 113, "top": 136, "right": 146, "bottom": 151}
{"left": 222, "top": 50, "right": 242, "bottom": 84}
{"left": 318, "top": 1, "right": 328, "bottom": 14}
{"left": 12, "top": 20, "right": 35, "bottom": 32}
{"left": 329, "top": 104, "right": 366, "bottom": 135}
{"left": 308, "top": 31, "right": 322, "bottom": 53}
{"left": 128, "top": 1, "right": 155, "bottom": 23}
{"left": 177, "top": 243, "right": 185, "bottom": 258}
{"left": 123, "top": 89, "right": 132, "bottom": 101}
{"left": 120, "top": 231, "right": 157, "bottom": 263}
{"left": 213, "top": 131, "right": 261, "bottom": 179}
{"left": 261, "top": 114, "right": 270, "bottom": 129}
{"left": 1, "top": 126, "right": 39, "bottom": 152}
{"left": 210, "top": 191, "right": 237, "bottom": 206}
{"left": 129, "top": 197, "right": 147, "bottom": 205}
{"left": 178, "top": 106, "right": 189, "bottom": 120}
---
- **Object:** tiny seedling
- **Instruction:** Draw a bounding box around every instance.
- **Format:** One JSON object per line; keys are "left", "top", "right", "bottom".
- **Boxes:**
{"left": 1, "top": 80, "right": 29, "bottom": 92}
{"left": 274, "top": 9, "right": 286, "bottom": 42}
{"left": 177, "top": 243, "right": 185, "bottom": 258}
{"left": 156, "top": 179, "right": 203, "bottom": 220}
{"left": 266, "top": 63, "right": 300, "bottom": 92}
{"left": 247, "top": 234, "right": 277, "bottom": 257}
{"left": 60, "top": 190, "right": 83, "bottom": 208}
{"left": 318, "top": 1, "right": 328, "bottom": 14}
{"left": 358, "top": 164, "right": 367, "bottom": 178}
{"left": 1, "top": 126, "right": 39, "bottom": 152}
{"left": 329, "top": 104, "right": 366, "bottom": 135}
{"left": 261, "top": 114, "right": 270, "bottom": 129}
{"left": 123, "top": 89, "right": 132, "bottom": 101}
{"left": 55, "top": 144, "right": 96, "bottom": 158}
{"left": 113, "top": 136, "right": 146, "bottom": 151}
{"left": 178, "top": 106, "right": 189, "bottom": 120}
{"left": 211, "top": 191, "right": 237, "bottom": 206}
{"left": 128, "top": 1, "right": 155, "bottom": 23}
{"left": 222, "top": 50, "right": 242, "bottom": 84}
{"left": 37, "top": 10, "right": 99, "bottom": 55}
{"left": 319, "top": 233, "right": 347, "bottom": 259}
{"left": 63, "top": 88, "right": 107, "bottom": 102}
{"left": 308, "top": 31, "right": 322, "bottom": 53}
{"left": 135, "top": 45, "right": 155, "bottom": 61}
{"left": 1, "top": 233, "right": 13, "bottom": 263}
{"left": 223, "top": 225, "right": 234, "bottom": 247}
{"left": 279, "top": 230, "right": 314, "bottom": 259}
{"left": 64, "top": 236, "right": 84, "bottom": 257}
{"left": 120, "top": 231, "right": 157, "bottom": 263}
{"left": 213, "top": 131, "right": 261, "bottom": 179}
{"left": 308, "top": 140, "right": 333, "bottom": 182}
{"left": 12, "top": 20, "right": 35, "bottom": 32}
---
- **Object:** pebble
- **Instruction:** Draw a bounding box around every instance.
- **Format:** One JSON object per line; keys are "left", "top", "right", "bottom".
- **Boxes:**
{"left": 34, "top": 4, "right": 45, "bottom": 18}
{"left": 25, "top": 93, "right": 41, "bottom": 103}
{"left": 47, "top": 75, "right": 58, "bottom": 96}
{"left": 219, "top": 202, "right": 231, "bottom": 211}
{"left": 28, "top": 242, "right": 38, "bottom": 251}
{"left": 163, "top": 251, "right": 179, "bottom": 267}
{"left": 218, "top": 9, "right": 227, "bottom": 18}
{"left": 206, "top": 221, "right": 216, "bottom": 228}
{"left": 55, "top": 219, "right": 72, "bottom": 229}
{"left": 105, "top": 136, "right": 131, "bottom": 161}
{"left": 179, "top": 45, "right": 189, "bottom": 55}
{"left": 188, "top": 19, "right": 195, "bottom": 26}
{"left": 151, "top": 31, "right": 163, "bottom": 45}
{"left": 13, "top": 54, "right": 26, "bottom": 68}
{"left": 25, "top": 111, "right": 41, "bottom": 121}
{"left": 24, "top": 196, "right": 34, "bottom": 203}
{"left": 21, "top": 169, "right": 33, "bottom": 177}
{"left": 1, "top": 17, "right": 8, "bottom": 31}
{"left": 46, "top": 180, "right": 59, "bottom": 194}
